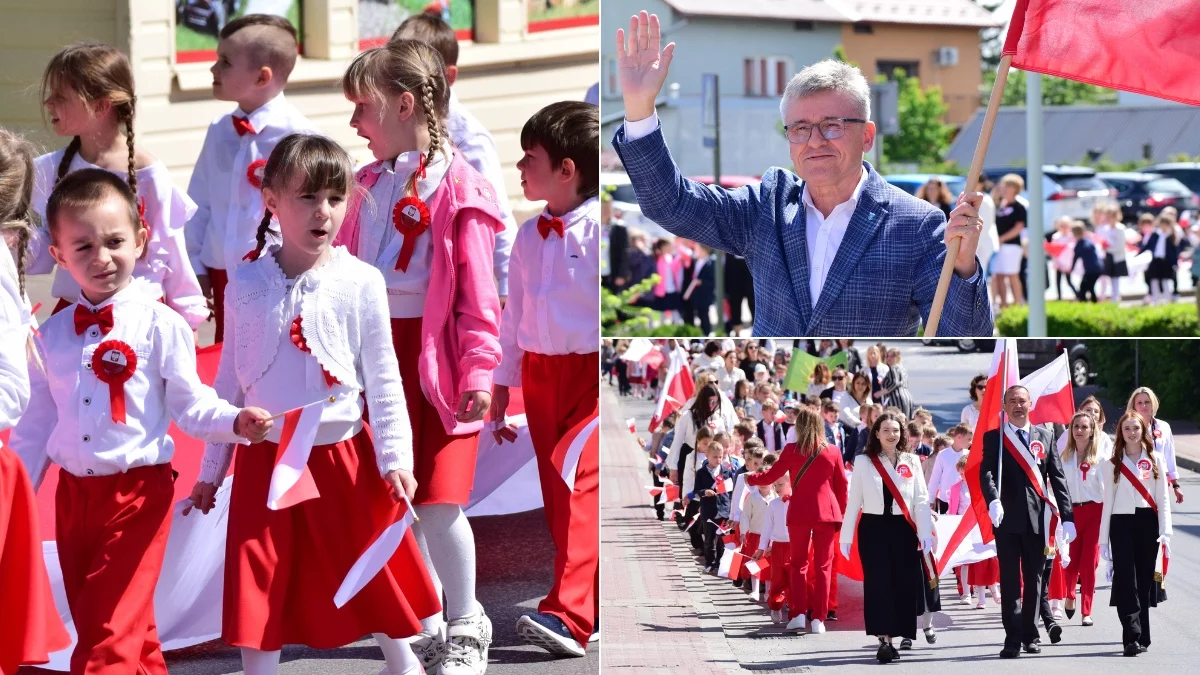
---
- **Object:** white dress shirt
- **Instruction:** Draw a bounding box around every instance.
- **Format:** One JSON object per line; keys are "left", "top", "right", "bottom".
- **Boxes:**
{"left": 831, "top": 388, "right": 861, "bottom": 427}
{"left": 961, "top": 403, "right": 980, "bottom": 432}
{"left": 10, "top": 280, "right": 243, "bottom": 487}
{"left": 927, "top": 447, "right": 968, "bottom": 503}
{"left": 0, "top": 248, "right": 30, "bottom": 430}
{"left": 757, "top": 495, "right": 790, "bottom": 548}
{"left": 493, "top": 198, "right": 599, "bottom": 388}
{"left": 1057, "top": 435, "right": 1111, "bottom": 505}
{"left": 185, "top": 93, "right": 319, "bottom": 273}
{"left": 447, "top": 92, "right": 516, "bottom": 296}
{"left": 761, "top": 420, "right": 781, "bottom": 454}
{"left": 739, "top": 488, "right": 771, "bottom": 539}
{"left": 840, "top": 452, "right": 933, "bottom": 545}
{"left": 1098, "top": 450, "right": 1171, "bottom": 546}
{"left": 1151, "top": 418, "right": 1179, "bottom": 481}
{"left": 715, "top": 364, "right": 746, "bottom": 397}
{"left": 27, "top": 152, "right": 208, "bottom": 329}
{"left": 356, "top": 145, "right": 451, "bottom": 318}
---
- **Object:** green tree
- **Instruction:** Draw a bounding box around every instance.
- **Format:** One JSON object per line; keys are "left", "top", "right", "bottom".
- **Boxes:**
{"left": 881, "top": 70, "right": 954, "bottom": 167}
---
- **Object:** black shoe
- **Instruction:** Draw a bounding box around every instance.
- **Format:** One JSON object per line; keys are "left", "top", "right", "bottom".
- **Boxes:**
{"left": 890, "top": 645, "right": 901, "bottom": 659}
{"left": 1124, "top": 643, "right": 1145, "bottom": 657}
{"left": 1065, "top": 605, "right": 1076, "bottom": 619}
{"left": 826, "top": 610, "right": 838, "bottom": 621}
{"left": 924, "top": 627, "right": 937, "bottom": 644}
{"left": 1048, "top": 624, "right": 1062, "bottom": 644}
{"left": 1023, "top": 641, "right": 1042, "bottom": 654}
{"left": 999, "top": 647, "right": 1020, "bottom": 659}
{"left": 877, "top": 642, "right": 894, "bottom": 663}
{"left": 899, "top": 638, "right": 912, "bottom": 650}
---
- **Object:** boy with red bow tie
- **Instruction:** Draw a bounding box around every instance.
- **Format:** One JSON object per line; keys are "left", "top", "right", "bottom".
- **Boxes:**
{"left": 185, "top": 13, "right": 318, "bottom": 340}
{"left": 489, "top": 100, "right": 599, "bottom": 658}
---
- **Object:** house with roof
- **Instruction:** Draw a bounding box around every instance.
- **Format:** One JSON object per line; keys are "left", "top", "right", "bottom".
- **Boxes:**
{"left": 601, "top": 0, "right": 1001, "bottom": 177}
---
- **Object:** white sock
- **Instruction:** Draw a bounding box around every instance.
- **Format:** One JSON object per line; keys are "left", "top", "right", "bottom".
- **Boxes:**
{"left": 374, "top": 634, "right": 422, "bottom": 674}
{"left": 975, "top": 585, "right": 987, "bottom": 604}
{"left": 922, "top": 611, "right": 934, "bottom": 629}
{"left": 413, "top": 503, "right": 479, "bottom": 622}
{"left": 1112, "top": 277, "right": 1121, "bottom": 303}
{"left": 411, "top": 517, "right": 446, "bottom": 635}
{"left": 241, "top": 647, "right": 281, "bottom": 675}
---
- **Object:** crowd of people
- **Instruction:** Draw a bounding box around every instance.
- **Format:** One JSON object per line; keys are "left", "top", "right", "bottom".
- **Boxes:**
{"left": 0, "top": 12, "right": 599, "bottom": 675}
{"left": 612, "top": 339, "right": 1182, "bottom": 663}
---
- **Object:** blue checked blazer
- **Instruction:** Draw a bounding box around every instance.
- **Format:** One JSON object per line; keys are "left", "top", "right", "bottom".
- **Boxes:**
{"left": 612, "top": 125, "right": 993, "bottom": 337}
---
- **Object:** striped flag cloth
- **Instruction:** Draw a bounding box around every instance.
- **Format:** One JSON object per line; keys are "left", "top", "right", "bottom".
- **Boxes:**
{"left": 267, "top": 403, "right": 324, "bottom": 510}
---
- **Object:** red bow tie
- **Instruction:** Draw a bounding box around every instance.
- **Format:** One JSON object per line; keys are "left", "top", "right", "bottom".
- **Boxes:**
{"left": 781, "top": 494, "right": 791, "bottom": 503}
{"left": 232, "top": 115, "right": 257, "bottom": 136}
{"left": 74, "top": 304, "right": 114, "bottom": 336}
{"left": 537, "top": 215, "right": 564, "bottom": 240}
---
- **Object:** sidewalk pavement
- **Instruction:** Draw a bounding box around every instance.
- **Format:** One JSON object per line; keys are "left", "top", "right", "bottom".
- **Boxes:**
{"left": 1168, "top": 420, "right": 1200, "bottom": 475}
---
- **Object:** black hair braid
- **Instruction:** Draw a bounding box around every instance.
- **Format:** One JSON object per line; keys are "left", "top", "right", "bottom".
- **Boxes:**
{"left": 253, "top": 209, "right": 273, "bottom": 259}
{"left": 55, "top": 136, "right": 81, "bottom": 186}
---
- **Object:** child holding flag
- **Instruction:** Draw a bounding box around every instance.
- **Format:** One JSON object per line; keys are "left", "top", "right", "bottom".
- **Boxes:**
{"left": 8, "top": 168, "right": 274, "bottom": 674}
{"left": 753, "top": 462, "right": 792, "bottom": 626}
{"left": 188, "top": 135, "right": 439, "bottom": 675}
{"left": 695, "top": 440, "right": 737, "bottom": 572}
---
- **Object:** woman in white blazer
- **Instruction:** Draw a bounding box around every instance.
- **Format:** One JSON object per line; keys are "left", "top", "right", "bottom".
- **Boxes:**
{"left": 1099, "top": 412, "right": 1172, "bottom": 657}
{"left": 840, "top": 413, "right": 935, "bottom": 663}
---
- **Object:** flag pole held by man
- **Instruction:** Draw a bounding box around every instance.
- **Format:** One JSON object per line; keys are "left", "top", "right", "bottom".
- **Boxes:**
{"left": 611, "top": 11, "right": 993, "bottom": 337}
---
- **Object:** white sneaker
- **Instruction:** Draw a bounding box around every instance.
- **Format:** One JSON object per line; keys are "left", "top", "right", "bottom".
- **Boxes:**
{"left": 770, "top": 609, "right": 782, "bottom": 624}
{"left": 409, "top": 628, "right": 447, "bottom": 671}
{"left": 785, "top": 614, "right": 807, "bottom": 632}
{"left": 440, "top": 611, "right": 492, "bottom": 675}
{"left": 959, "top": 593, "right": 971, "bottom": 605}
{"left": 809, "top": 619, "right": 825, "bottom": 634}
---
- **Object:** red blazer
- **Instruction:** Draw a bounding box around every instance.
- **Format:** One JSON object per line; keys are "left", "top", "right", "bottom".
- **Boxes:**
{"left": 747, "top": 443, "right": 848, "bottom": 525}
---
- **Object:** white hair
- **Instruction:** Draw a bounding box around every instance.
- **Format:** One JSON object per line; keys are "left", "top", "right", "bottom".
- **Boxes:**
{"left": 779, "top": 59, "right": 871, "bottom": 122}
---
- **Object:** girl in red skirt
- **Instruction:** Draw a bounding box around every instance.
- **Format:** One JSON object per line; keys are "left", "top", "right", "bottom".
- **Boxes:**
{"left": 0, "top": 129, "right": 70, "bottom": 674}
{"left": 946, "top": 454, "right": 1000, "bottom": 609}
{"left": 190, "top": 134, "right": 441, "bottom": 675}
{"left": 336, "top": 40, "right": 504, "bottom": 674}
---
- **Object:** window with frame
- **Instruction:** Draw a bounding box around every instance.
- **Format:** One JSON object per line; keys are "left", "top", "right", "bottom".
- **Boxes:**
{"left": 603, "top": 55, "right": 622, "bottom": 99}
{"left": 877, "top": 60, "right": 919, "bottom": 79}
{"left": 358, "top": 1, "right": 476, "bottom": 50}
{"left": 176, "top": 0, "right": 303, "bottom": 64}
{"left": 744, "top": 56, "right": 793, "bottom": 97}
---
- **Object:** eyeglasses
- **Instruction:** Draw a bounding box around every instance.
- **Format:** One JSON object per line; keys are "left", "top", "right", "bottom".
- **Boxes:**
{"left": 833, "top": 376, "right": 845, "bottom": 381}
{"left": 975, "top": 385, "right": 987, "bottom": 391}
{"left": 782, "top": 117, "right": 867, "bottom": 144}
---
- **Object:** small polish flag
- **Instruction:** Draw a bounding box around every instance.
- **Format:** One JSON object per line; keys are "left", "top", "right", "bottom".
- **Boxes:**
{"left": 333, "top": 498, "right": 416, "bottom": 608}
{"left": 774, "top": 410, "right": 787, "bottom": 424}
{"left": 745, "top": 558, "right": 770, "bottom": 579}
{"left": 646, "top": 485, "right": 664, "bottom": 497}
{"left": 554, "top": 412, "right": 598, "bottom": 491}
{"left": 721, "top": 532, "right": 740, "bottom": 547}
{"left": 683, "top": 512, "right": 701, "bottom": 532}
{"left": 671, "top": 509, "right": 685, "bottom": 519}
{"left": 656, "top": 445, "right": 669, "bottom": 463}
{"left": 710, "top": 519, "right": 734, "bottom": 536}
{"left": 627, "top": 418, "right": 637, "bottom": 434}
{"left": 727, "top": 551, "right": 747, "bottom": 580}
{"left": 663, "top": 481, "right": 680, "bottom": 502}
{"left": 267, "top": 403, "right": 325, "bottom": 510}
{"left": 715, "top": 477, "right": 734, "bottom": 495}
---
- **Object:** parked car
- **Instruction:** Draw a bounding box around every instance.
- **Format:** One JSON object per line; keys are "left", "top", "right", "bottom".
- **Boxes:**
{"left": 885, "top": 173, "right": 967, "bottom": 199}
{"left": 601, "top": 171, "right": 670, "bottom": 239}
{"left": 177, "top": 0, "right": 241, "bottom": 36}
{"left": 919, "top": 338, "right": 993, "bottom": 353}
{"left": 1097, "top": 172, "right": 1199, "bottom": 223}
{"left": 984, "top": 165, "right": 1115, "bottom": 225}
{"left": 1138, "top": 162, "right": 1200, "bottom": 196}
{"left": 1016, "top": 340, "right": 1091, "bottom": 387}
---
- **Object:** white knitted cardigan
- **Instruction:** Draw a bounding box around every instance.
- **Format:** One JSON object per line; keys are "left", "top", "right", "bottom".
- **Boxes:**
{"left": 198, "top": 245, "right": 412, "bottom": 483}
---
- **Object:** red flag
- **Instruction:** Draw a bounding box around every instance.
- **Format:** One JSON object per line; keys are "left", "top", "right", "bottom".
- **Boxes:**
{"left": 715, "top": 476, "right": 733, "bottom": 495}
{"left": 267, "top": 403, "right": 323, "bottom": 510}
{"left": 745, "top": 556, "right": 770, "bottom": 580}
{"left": 640, "top": 347, "right": 665, "bottom": 371}
{"left": 837, "top": 513, "right": 864, "bottom": 582}
{"left": 626, "top": 418, "right": 637, "bottom": 434}
{"left": 727, "top": 551, "right": 747, "bottom": 580}
{"left": 649, "top": 345, "right": 694, "bottom": 432}
{"left": 1021, "top": 353, "right": 1074, "bottom": 427}
{"left": 1003, "top": 0, "right": 1200, "bottom": 106}
{"left": 938, "top": 340, "right": 1018, "bottom": 573}
{"left": 333, "top": 498, "right": 416, "bottom": 607}
{"left": 664, "top": 482, "right": 680, "bottom": 502}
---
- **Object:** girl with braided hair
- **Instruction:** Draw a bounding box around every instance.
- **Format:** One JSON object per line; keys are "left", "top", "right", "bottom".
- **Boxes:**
{"left": 338, "top": 39, "right": 505, "bottom": 675}
{"left": 26, "top": 43, "right": 207, "bottom": 331}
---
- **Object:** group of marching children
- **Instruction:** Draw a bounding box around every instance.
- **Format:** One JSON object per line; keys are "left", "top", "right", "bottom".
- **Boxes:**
{"left": 637, "top": 346, "right": 1180, "bottom": 663}
{"left": 0, "top": 11, "right": 598, "bottom": 675}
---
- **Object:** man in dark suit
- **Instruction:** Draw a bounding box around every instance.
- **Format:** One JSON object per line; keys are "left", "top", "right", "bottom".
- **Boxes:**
{"left": 611, "top": 11, "right": 994, "bottom": 336}
{"left": 981, "top": 386, "right": 1076, "bottom": 659}
{"left": 756, "top": 398, "right": 790, "bottom": 454}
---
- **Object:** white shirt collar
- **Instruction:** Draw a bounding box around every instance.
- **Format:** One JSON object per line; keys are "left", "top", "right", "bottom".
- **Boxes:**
{"left": 541, "top": 197, "right": 599, "bottom": 230}
{"left": 77, "top": 277, "right": 147, "bottom": 312}
{"left": 239, "top": 92, "right": 288, "bottom": 133}
{"left": 1006, "top": 421, "right": 1033, "bottom": 437}
{"left": 801, "top": 167, "right": 869, "bottom": 213}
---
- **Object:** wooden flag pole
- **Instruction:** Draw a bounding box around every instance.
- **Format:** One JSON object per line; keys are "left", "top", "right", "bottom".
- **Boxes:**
{"left": 926, "top": 54, "right": 1013, "bottom": 336}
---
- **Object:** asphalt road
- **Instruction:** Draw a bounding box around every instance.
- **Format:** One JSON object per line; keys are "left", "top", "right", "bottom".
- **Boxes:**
{"left": 604, "top": 343, "right": 1198, "bottom": 673}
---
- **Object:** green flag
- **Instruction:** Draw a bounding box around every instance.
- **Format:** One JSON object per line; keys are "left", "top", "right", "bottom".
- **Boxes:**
{"left": 784, "top": 344, "right": 849, "bottom": 393}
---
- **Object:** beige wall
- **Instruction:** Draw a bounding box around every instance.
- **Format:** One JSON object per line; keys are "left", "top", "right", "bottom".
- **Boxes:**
{"left": 840, "top": 23, "right": 983, "bottom": 126}
{"left": 0, "top": 0, "right": 598, "bottom": 221}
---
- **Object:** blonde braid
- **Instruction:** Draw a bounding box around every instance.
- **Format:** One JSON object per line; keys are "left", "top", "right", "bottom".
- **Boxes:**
{"left": 122, "top": 102, "right": 138, "bottom": 197}
{"left": 55, "top": 136, "right": 81, "bottom": 187}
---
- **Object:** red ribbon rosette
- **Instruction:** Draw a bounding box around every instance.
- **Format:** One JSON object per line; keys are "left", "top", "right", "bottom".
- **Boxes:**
{"left": 290, "top": 316, "right": 339, "bottom": 388}
{"left": 91, "top": 340, "right": 137, "bottom": 424}
{"left": 896, "top": 464, "right": 912, "bottom": 479}
{"left": 247, "top": 159, "right": 267, "bottom": 189}
{"left": 391, "top": 195, "right": 431, "bottom": 272}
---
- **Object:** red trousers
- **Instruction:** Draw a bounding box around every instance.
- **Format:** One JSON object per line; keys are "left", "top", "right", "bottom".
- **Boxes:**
{"left": 56, "top": 464, "right": 174, "bottom": 675}
{"left": 1062, "top": 501, "right": 1103, "bottom": 616}
{"left": 766, "top": 541, "right": 792, "bottom": 613}
{"left": 789, "top": 521, "right": 838, "bottom": 621}
{"left": 522, "top": 352, "right": 599, "bottom": 648}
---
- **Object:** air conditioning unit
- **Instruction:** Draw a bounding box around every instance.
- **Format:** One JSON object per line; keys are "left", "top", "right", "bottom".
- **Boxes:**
{"left": 935, "top": 46, "right": 959, "bottom": 67}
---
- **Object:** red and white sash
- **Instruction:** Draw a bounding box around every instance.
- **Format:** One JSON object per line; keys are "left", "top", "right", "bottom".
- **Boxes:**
{"left": 869, "top": 454, "right": 939, "bottom": 589}
{"left": 1117, "top": 455, "right": 1169, "bottom": 584}
{"left": 1002, "top": 426, "right": 1062, "bottom": 555}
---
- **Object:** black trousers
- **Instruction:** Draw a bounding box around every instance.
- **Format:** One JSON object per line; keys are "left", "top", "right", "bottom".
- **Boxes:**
{"left": 1110, "top": 509, "right": 1160, "bottom": 647}
{"left": 1056, "top": 269, "right": 1078, "bottom": 299}
{"left": 858, "top": 513, "right": 921, "bottom": 639}
{"left": 702, "top": 516, "right": 726, "bottom": 567}
{"left": 615, "top": 359, "right": 630, "bottom": 394}
{"left": 1076, "top": 272, "right": 1099, "bottom": 302}
{"left": 683, "top": 499, "right": 704, "bottom": 550}
{"left": 996, "top": 529, "right": 1047, "bottom": 648}
{"left": 1040, "top": 559, "right": 1057, "bottom": 631}
{"left": 650, "top": 465, "right": 666, "bottom": 520}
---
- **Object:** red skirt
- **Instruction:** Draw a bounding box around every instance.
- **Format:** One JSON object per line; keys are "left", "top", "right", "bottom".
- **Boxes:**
{"left": 0, "top": 448, "right": 69, "bottom": 672}
{"left": 967, "top": 557, "right": 1000, "bottom": 586}
{"left": 389, "top": 317, "right": 479, "bottom": 505}
{"left": 223, "top": 430, "right": 441, "bottom": 650}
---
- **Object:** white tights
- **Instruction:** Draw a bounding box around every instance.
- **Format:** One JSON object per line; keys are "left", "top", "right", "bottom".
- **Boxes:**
{"left": 240, "top": 637, "right": 419, "bottom": 675}
{"left": 412, "top": 502, "right": 479, "bottom": 633}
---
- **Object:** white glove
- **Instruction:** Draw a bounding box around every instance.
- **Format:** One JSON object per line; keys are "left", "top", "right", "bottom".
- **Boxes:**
{"left": 1158, "top": 534, "right": 1172, "bottom": 558}
{"left": 841, "top": 543, "right": 852, "bottom": 559}
{"left": 1062, "top": 521, "right": 1076, "bottom": 545}
{"left": 988, "top": 500, "right": 1004, "bottom": 528}
{"left": 919, "top": 537, "right": 935, "bottom": 553}
{"left": 1106, "top": 561, "right": 1114, "bottom": 582}
{"left": 1101, "top": 544, "right": 1112, "bottom": 562}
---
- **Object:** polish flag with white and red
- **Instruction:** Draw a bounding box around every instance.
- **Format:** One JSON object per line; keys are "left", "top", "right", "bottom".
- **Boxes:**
{"left": 267, "top": 401, "right": 326, "bottom": 510}
{"left": 649, "top": 343, "right": 694, "bottom": 433}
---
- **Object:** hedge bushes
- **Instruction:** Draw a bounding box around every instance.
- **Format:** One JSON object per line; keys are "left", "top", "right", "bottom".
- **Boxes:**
{"left": 1088, "top": 340, "right": 1200, "bottom": 421}
{"left": 996, "top": 301, "right": 1198, "bottom": 337}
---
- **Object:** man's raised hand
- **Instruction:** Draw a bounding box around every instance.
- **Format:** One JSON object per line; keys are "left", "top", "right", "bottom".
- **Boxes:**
{"left": 616, "top": 11, "right": 676, "bottom": 122}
